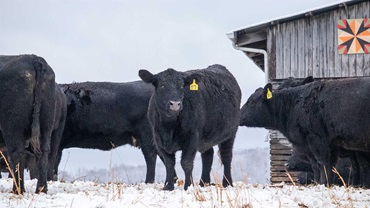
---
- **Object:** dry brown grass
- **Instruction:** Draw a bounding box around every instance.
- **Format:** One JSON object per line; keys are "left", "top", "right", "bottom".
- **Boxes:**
{"left": 285, "top": 170, "right": 296, "bottom": 187}
{"left": 0, "top": 150, "right": 22, "bottom": 195}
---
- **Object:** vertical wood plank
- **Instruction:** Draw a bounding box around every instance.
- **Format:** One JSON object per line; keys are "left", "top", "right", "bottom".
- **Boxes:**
{"left": 276, "top": 24, "right": 284, "bottom": 79}
{"left": 364, "top": 1, "right": 370, "bottom": 76}
{"left": 283, "top": 23, "right": 291, "bottom": 78}
{"left": 355, "top": 3, "right": 364, "bottom": 76}
{"left": 305, "top": 17, "right": 313, "bottom": 77}
{"left": 312, "top": 15, "right": 320, "bottom": 77}
{"left": 297, "top": 19, "right": 305, "bottom": 78}
{"left": 267, "top": 27, "right": 277, "bottom": 80}
{"left": 290, "top": 21, "right": 298, "bottom": 78}
{"left": 348, "top": 5, "right": 357, "bottom": 77}
{"left": 319, "top": 13, "right": 327, "bottom": 77}
{"left": 327, "top": 11, "right": 335, "bottom": 77}
{"left": 333, "top": 9, "right": 342, "bottom": 77}
{"left": 340, "top": 7, "right": 349, "bottom": 77}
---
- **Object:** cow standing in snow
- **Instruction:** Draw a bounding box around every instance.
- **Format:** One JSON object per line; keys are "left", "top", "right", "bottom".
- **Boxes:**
{"left": 0, "top": 55, "right": 67, "bottom": 194}
{"left": 56, "top": 81, "right": 175, "bottom": 184}
{"left": 240, "top": 78, "right": 370, "bottom": 187}
{"left": 139, "top": 64, "right": 241, "bottom": 190}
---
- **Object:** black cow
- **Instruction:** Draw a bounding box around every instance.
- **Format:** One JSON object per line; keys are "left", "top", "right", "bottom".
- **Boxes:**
{"left": 139, "top": 64, "right": 241, "bottom": 190}
{"left": 240, "top": 77, "right": 370, "bottom": 187}
{"left": 0, "top": 55, "right": 67, "bottom": 194}
{"left": 56, "top": 81, "right": 172, "bottom": 183}
{"left": 278, "top": 76, "right": 360, "bottom": 186}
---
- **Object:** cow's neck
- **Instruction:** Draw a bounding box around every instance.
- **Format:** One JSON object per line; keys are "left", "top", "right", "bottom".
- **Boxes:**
{"left": 271, "top": 89, "right": 302, "bottom": 134}
{"left": 154, "top": 108, "right": 180, "bottom": 148}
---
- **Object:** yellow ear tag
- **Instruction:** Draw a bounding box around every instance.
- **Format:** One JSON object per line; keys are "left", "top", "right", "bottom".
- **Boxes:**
{"left": 266, "top": 88, "right": 272, "bottom": 99}
{"left": 190, "top": 79, "right": 198, "bottom": 91}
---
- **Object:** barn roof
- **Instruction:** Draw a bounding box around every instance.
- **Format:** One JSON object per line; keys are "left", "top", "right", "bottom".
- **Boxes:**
{"left": 227, "top": 0, "right": 366, "bottom": 72}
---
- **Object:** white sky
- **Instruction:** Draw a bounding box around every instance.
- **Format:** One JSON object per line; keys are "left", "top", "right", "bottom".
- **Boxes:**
{"left": 0, "top": 0, "right": 341, "bottom": 172}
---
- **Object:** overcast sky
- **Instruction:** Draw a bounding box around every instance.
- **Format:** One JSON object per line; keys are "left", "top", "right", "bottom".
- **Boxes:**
{"left": 1, "top": 0, "right": 341, "bottom": 173}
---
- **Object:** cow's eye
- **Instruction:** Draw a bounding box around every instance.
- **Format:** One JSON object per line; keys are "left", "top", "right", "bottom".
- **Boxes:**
{"left": 180, "top": 84, "right": 184, "bottom": 89}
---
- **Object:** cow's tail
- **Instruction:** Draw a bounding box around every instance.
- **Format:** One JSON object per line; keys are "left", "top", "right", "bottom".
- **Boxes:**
{"left": 30, "top": 57, "right": 46, "bottom": 156}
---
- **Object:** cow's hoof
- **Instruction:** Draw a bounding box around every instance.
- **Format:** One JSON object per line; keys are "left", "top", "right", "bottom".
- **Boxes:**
{"left": 199, "top": 179, "right": 211, "bottom": 187}
{"left": 35, "top": 186, "right": 48, "bottom": 194}
{"left": 12, "top": 188, "right": 25, "bottom": 195}
{"left": 163, "top": 184, "right": 174, "bottom": 191}
{"left": 145, "top": 179, "right": 155, "bottom": 184}
{"left": 222, "top": 179, "right": 233, "bottom": 188}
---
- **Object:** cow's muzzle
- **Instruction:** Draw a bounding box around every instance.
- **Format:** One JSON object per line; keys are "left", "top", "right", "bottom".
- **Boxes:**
{"left": 169, "top": 100, "right": 182, "bottom": 111}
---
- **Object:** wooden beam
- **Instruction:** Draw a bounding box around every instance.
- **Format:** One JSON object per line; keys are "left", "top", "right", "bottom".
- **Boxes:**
{"left": 237, "top": 31, "right": 267, "bottom": 46}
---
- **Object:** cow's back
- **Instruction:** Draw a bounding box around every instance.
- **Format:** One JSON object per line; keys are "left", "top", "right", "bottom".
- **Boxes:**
{"left": 315, "top": 78, "right": 370, "bottom": 151}
{"left": 60, "top": 81, "right": 154, "bottom": 150}
{"left": 0, "top": 55, "right": 55, "bottom": 130}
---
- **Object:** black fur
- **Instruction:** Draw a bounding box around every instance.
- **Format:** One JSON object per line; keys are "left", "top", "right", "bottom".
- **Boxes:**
{"left": 241, "top": 77, "right": 370, "bottom": 187}
{"left": 57, "top": 81, "right": 171, "bottom": 183}
{"left": 0, "top": 54, "right": 67, "bottom": 194}
{"left": 279, "top": 77, "right": 360, "bottom": 186}
{"left": 286, "top": 153, "right": 356, "bottom": 186}
{"left": 139, "top": 64, "right": 241, "bottom": 190}
{"left": 277, "top": 76, "right": 314, "bottom": 90}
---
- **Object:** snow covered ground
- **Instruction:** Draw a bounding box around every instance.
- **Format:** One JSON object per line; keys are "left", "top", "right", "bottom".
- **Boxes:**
{"left": 1, "top": 148, "right": 369, "bottom": 207}
{"left": 0, "top": 179, "right": 370, "bottom": 208}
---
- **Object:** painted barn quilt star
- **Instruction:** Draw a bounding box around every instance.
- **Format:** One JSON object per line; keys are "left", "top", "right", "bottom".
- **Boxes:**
{"left": 338, "top": 18, "right": 370, "bottom": 54}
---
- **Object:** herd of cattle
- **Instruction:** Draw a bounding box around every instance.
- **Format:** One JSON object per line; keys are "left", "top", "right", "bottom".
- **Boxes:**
{"left": 0, "top": 54, "right": 369, "bottom": 195}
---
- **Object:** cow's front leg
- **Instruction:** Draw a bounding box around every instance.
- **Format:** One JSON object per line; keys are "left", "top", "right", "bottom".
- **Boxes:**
{"left": 161, "top": 151, "right": 176, "bottom": 191}
{"left": 181, "top": 132, "right": 198, "bottom": 190}
{"left": 181, "top": 148, "right": 197, "bottom": 190}
{"left": 200, "top": 147, "right": 214, "bottom": 187}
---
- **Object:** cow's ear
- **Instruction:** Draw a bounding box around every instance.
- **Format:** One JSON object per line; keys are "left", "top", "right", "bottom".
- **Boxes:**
{"left": 79, "top": 89, "right": 92, "bottom": 105}
{"left": 139, "top": 69, "right": 155, "bottom": 84}
{"left": 184, "top": 74, "right": 202, "bottom": 87}
{"left": 59, "top": 85, "right": 69, "bottom": 93}
{"left": 263, "top": 83, "right": 273, "bottom": 100}
{"left": 303, "top": 76, "right": 314, "bottom": 84}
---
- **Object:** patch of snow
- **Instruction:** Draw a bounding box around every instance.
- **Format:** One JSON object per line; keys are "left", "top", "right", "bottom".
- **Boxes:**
{"left": 1, "top": 179, "right": 370, "bottom": 207}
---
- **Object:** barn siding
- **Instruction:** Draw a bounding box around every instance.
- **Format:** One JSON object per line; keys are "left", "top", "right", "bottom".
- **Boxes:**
{"left": 312, "top": 14, "right": 321, "bottom": 77}
{"left": 304, "top": 17, "right": 313, "bottom": 78}
{"left": 276, "top": 24, "right": 284, "bottom": 79}
{"left": 270, "top": 1, "right": 370, "bottom": 80}
{"left": 355, "top": 4, "right": 364, "bottom": 77}
{"left": 297, "top": 19, "right": 305, "bottom": 78}
{"left": 348, "top": 5, "right": 357, "bottom": 77}
{"left": 290, "top": 21, "right": 298, "bottom": 78}
{"left": 283, "top": 23, "right": 291, "bottom": 78}
{"left": 327, "top": 11, "right": 335, "bottom": 77}
{"left": 333, "top": 9, "right": 341, "bottom": 77}
{"left": 364, "top": 2, "right": 370, "bottom": 76}
{"left": 267, "top": 27, "right": 277, "bottom": 79}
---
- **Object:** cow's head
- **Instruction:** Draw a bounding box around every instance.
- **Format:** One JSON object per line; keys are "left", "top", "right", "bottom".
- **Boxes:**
{"left": 139, "top": 68, "right": 200, "bottom": 118}
{"left": 240, "top": 83, "right": 273, "bottom": 127}
{"left": 60, "top": 84, "right": 92, "bottom": 115}
{"left": 285, "top": 155, "right": 312, "bottom": 172}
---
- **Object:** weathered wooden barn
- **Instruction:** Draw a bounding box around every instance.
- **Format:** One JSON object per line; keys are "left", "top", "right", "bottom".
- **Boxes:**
{"left": 228, "top": 0, "right": 370, "bottom": 184}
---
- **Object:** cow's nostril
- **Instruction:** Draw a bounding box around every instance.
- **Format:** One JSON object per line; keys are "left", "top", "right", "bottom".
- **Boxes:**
{"left": 169, "top": 101, "right": 181, "bottom": 111}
